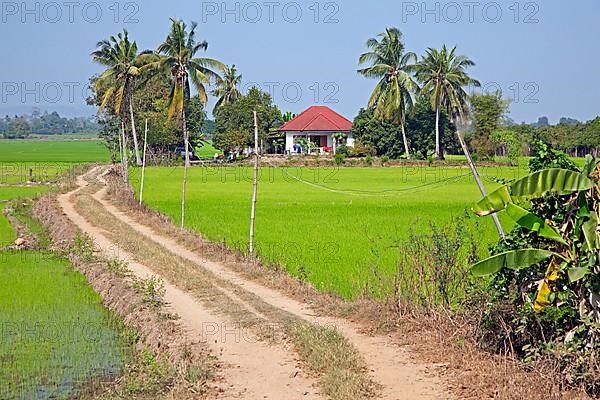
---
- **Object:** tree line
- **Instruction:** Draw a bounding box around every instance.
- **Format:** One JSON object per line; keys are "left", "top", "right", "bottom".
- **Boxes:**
{"left": 353, "top": 27, "right": 600, "bottom": 163}
{"left": 90, "top": 22, "right": 600, "bottom": 169}
{"left": 0, "top": 111, "right": 99, "bottom": 139}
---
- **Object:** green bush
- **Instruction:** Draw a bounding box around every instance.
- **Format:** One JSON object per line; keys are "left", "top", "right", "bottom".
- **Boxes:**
{"left": 334, "top": 154, "right": 345, "bottom": 165}
{"left": 472, "top": 143, "right": 600, "bottom": 395}
{"left": 336, "top": 145, "right": 349, "bottom": 156}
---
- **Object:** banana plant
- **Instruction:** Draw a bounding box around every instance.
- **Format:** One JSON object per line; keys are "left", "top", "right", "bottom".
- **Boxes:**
{"left": 470, "top": 156, "right": 600, "bottom": 312}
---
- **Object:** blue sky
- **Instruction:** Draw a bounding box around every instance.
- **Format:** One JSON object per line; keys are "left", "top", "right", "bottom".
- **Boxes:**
{"left": 1, "top": 0, "right": 598, "bottom": 123}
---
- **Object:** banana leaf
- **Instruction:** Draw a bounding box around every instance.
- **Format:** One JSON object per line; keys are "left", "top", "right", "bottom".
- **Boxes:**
{"left": 505, "top": 204, "right": 567, "bottom": 245}
{"left": 583, "top": 155, "right": 597, "bottom": 177}
{"left": 582, "top": 211, "right": 599, "bottom": 250}
{"left": 568, "top": 267, "right": 589, "bottom": 283}
{"left": 471, "top": 249, "right": 556, "bottom": 277}
{"left": 473, "top": 186, "right": 512, "bottom": 216}
{"left": 511, "top": 169, "right": 593, "bottom": 200}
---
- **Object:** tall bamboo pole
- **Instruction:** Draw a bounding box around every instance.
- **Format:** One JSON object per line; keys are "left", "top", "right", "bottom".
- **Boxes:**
{"left": 457, "top": 131, "right": 505, "bottom": 240}
{"left": 139, "top": 119, "right": 148, "bottom": 206}
{"left": 249, "top": 111, "right": 259, "bottom": 256}
{"left": 121, "top": 122, "right": 129, "bottom": 185}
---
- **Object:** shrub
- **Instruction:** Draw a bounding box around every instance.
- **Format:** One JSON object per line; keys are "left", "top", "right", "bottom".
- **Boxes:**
{"left": 365, "top": 155, "right": 373, "bottom": 166}
{"left": 71, "top": 232, "right": 95, "bottom": 263}
{"left": 349, "top": 141, "right": 376, "bottom": 158}
{"left": 334, "top": 154, "right": 345, "bottom": 165}
{"left": 132, "top": 276, "right": 166, "bottom": 307}
{"left": 106, "top": 258, "right": 131, "bottom": 277}
{"left": 395, "top": 216, "right": 482, "bottom": 312}
{"left": 471, "top": 143, "right": 600, "bottom": 395}
{"left": 380, "top": 156, "right": 390, "bottom": 165}
{"left": 336, "top": 144, "right": 349, "bottom": 156}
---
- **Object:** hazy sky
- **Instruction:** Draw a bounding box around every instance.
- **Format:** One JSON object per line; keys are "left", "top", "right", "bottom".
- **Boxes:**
{"left": 1, "top": 0, "right": 598, "bottom": 123}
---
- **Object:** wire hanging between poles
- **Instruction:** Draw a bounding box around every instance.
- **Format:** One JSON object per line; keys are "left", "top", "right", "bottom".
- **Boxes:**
{"left": 259, "top": 158, "right": 474, "bottom": 198}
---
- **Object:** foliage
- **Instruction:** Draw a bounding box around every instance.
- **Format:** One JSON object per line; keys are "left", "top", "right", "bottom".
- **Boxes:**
{"left": 185, "top": 95, "right": 207, "bottom": 146}
{"left": 71, "top": 232, "right": 96, "bottom": 263}
{"left": 334, "top": 153, "right": 345, "bottom": 165}
{"left": 211, "top": 64, "right": 242, "bottom": 113}
{"left": 349, "top": 141, "right": 376, "bottom": 158}
{"left": 130, "top": 75, "right": 179, "bottom": 147}
{"left": 469, "top": 92, "right": 510, "bottom": 159}
{"left": 213, "top": 87, "right": 280, "bottom": 153}
{"left": 405, "top": 96, "right": 458, "bottom": 159}
{"left": 357, "top": 27, "right": 418, "bottom": 158}
{"left": 472, "top": 143, "right": 600, "bottom": 394}
{"left": 490, "top": 129, "right": 521, "bottom": 165}
{"left": 0, "top": 112, "right": 98, "bottom": 138}
{"left": 395, "top": 216, "right": 482, "bottom": 310}
{"left": 351, "top": 108, "right": 404, "bottom": 158}
{"left": 353, "top": 97, "right": 458, "bottom": 159}
{"left": 335, "top": 144, "right": 349, "bottom": 156}
{"left": 528, "top": 140, "right": 578, "bottom": 172}
{"left": 511, "top": 117, "right": 600, "bottom": 154}
{"left": 1, "top": 116, "right": 32, "bottom": 138}
{"left": 132, "top": 275, "right": 166, "bottom": 307}
{"left": 415, "top": 45, "right": 480, "bottom": 159}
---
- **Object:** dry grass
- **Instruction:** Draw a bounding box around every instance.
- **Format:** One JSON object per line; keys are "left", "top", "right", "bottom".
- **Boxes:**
{"left": 290, "top": 322, "right": 377, "bottom": 400}
{"left": 72, "top": 170, "right": 378, "bottom": 400}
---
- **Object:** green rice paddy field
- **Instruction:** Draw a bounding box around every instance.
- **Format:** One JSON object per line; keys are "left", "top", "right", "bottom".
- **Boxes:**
{"left": 0, "top": 140, "right": 110, "bottom": 163}
{"left": 0, "top": 140, "right": 122, "bottom": 398}
{"left": 130, "top": 164, "right": 531, "bottom": 298}
{"left": 0, "top": 186, "right": 48, "bottom": 247}
{"left": 0, "top": 140, "right": 110, "bottom": 184}
{"left": 0, "top": 252, "right": 127, "bottom": 399}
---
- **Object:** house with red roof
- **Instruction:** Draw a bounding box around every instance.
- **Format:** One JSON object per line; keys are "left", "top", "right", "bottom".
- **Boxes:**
{"left": 277, "top": 106, "right": 354, "bottom": 154}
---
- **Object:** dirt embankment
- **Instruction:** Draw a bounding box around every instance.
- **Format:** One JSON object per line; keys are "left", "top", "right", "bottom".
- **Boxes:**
{"left": 33, "top": 194, "right": 218, "bottom": 395}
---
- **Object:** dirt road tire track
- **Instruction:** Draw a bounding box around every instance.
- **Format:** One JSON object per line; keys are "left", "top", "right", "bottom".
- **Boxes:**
{"left": 61, "top": 166, "right": 452, "bottom": 400}
{"left": 59, "top": 167, "right": 322, "bottom": 400}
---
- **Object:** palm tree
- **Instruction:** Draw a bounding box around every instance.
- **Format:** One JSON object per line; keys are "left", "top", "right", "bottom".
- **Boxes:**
{"left": 152, "top": 18, "right": 224, "bottom": 228}
{"left": 92, "top": 30, "right": 146, "bottom": 165}
{"left": 415, "top": 45, "right": 480, "bottom": 159}
{"left": 358, "top": 28, "right": 418, "bottom": 159}
{"left": 212, "top": 64, "right": 242, "bottom": 113}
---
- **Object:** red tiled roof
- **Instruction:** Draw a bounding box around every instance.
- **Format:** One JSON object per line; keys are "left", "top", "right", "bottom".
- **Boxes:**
{"left": 277, "top": 106, "right": 352, "bottom": 132}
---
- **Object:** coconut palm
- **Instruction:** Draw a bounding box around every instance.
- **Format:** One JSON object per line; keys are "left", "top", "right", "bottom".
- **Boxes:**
{"left": 92, "top": 30, "right": 146, "bottom": 165}
{"left": 151, "top": 18, "right": 224, "bottom": 228}
{"left": 358, "top": 28, "right": 418, "bottom": 159}
{"left": 415, "top": 45, "right": 480, "bottom": 159}
{"left": 212, "top": 64, "right": 242, "bottom": 113}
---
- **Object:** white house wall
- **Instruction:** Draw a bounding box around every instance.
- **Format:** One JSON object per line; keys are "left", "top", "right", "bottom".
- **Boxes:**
{"left": 284, "top": 132, "right": 353, "bottom": 154}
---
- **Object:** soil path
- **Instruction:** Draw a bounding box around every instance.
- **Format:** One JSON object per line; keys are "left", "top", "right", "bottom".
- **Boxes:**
{"left": 58, "top": 168, "right": 321, "bottom": 400}
{"left": 61, "top": 166, "right": 453, "bottom": 400}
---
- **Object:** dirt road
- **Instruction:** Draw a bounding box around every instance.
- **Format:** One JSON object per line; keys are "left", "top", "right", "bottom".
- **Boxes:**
{"left": 58, "top": 166, "right": 452, "bottom": 400}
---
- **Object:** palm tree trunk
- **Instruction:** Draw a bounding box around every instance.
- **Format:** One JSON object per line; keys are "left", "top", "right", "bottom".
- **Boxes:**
{"left": 180, "top": 108, "right": 190, "bottom": 229}
{"left": 400, "top": 119, "right": 411, "bottom": 160}
{"left": 129, "top": 101, "right": 142, "bottom": 166}
{"left": 435, "top": 104, "right": 441, "bottom": 160}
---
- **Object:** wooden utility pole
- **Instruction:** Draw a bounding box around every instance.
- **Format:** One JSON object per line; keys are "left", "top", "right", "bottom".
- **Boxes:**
{"left": 139, "top": 119, "right": 148, "bottom": 206}
{"left": 249, "top": 111, "right": 259, "bottom": 256}
{"left": 457, "top": 131, "right": 505, "bottom": 240}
